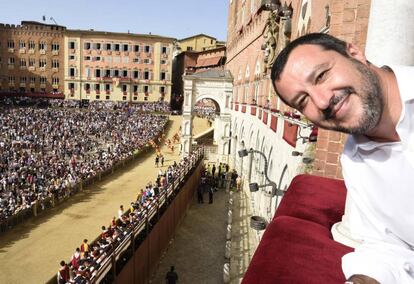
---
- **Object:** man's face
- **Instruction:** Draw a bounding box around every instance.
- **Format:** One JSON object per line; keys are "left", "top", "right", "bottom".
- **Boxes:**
{"left": 274, "top": 44, "right": 383, "bottom": 134}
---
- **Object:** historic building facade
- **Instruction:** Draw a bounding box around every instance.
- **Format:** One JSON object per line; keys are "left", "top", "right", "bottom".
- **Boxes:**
{"left": 0, "top": 21, "right": 65, "bottom": 98}
{"left": 64, "top": 30, "right": 174, "bottom": 102}
{"left": 177, "top": 33, "right": 225, "bottom": 52}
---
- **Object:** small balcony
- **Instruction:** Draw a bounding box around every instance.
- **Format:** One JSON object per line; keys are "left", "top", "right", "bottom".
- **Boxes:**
{"left": 8, "top": 48, "right": 14, "bottom": 53}
{"left": 28, "top": 66, "right": 35, "bottom": 71}
{"left": 19, "top": 48, "right": 26, "bottom": 54}
{"left": 52, "top": 50, "right": 59, "bottom": 56}
{"left": 39, "top": 49, "right": 46, "bottom": 55}
{"left": 28, "top": 49, "right": 35, "bottom": 54}
{"left": 7, "top": 64, "right": 14, "bottom": 70}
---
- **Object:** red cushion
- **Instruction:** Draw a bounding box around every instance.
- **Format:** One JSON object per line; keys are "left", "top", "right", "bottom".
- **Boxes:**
{"left": 242, "top": 216, "right": 354, "bottom": 284}
{"left": 275, "top": 174, "right": 347, "bottom": 228}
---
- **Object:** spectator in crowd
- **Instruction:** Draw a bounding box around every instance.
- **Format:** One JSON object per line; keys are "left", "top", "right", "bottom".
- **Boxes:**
{"left": 57, "top": 260, "right": 70, "bottom": 284}
{"left": 165, "top": 266, "right": 179, "bottom": 284}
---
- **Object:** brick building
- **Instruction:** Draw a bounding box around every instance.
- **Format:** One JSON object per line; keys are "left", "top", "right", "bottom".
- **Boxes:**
{"left": 0, "top": 21, "right": 66, "bottom": 98}
{"left": 225, "top": 0, "right": 371, "bottom": 221}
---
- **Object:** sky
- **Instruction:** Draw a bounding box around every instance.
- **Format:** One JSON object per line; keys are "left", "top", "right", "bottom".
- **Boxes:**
{"left": 0, "top": 0, "right": 229, "bottom": 41}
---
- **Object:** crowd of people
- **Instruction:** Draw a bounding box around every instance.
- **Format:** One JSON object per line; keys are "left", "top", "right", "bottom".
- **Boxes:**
{"left": 0, "top": 98, "right": 169, "bottom": 223}
{"left": 193, "top": 105, "right": 217, "bottom": 121}
{"left": 49, "top": 99, "right": 171, "bottom": 113}
{"left": 57, "top": 150, "right": 202, "bottom": 284}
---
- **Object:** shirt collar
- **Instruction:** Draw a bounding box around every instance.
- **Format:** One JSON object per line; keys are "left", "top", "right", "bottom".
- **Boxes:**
{"left": 345, "top": 65, "right": 414, "bottom": 156}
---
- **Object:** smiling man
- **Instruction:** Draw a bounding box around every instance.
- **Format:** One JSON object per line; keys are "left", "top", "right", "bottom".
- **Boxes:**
{"left": 271, "top": 33, "right": 414, "bottom": 284}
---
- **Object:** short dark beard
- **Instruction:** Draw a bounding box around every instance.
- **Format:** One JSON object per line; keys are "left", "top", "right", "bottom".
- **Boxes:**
{"left": 324, "top": 59, "right": 383, "bottom": 135}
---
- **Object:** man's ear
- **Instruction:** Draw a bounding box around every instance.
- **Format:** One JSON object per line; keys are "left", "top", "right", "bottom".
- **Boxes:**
{"left": 346, "top": 42, "right": 368, "bottom": 64}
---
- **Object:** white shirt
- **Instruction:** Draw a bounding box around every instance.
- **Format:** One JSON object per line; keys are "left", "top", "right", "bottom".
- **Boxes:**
{"left": 341, "top": 66, "right": 414, "bottom": 283}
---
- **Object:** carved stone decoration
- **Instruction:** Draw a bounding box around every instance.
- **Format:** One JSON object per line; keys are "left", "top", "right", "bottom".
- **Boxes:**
{"left": 261, "top": 10, "right": 281, "bottom": 71}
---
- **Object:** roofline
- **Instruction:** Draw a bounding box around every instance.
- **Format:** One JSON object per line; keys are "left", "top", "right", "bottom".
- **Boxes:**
{"left": 66, "top": 29, "right": 176, "bottom": 41}
{"left": 178, "top": 33, "right": 217, "bottom": 42}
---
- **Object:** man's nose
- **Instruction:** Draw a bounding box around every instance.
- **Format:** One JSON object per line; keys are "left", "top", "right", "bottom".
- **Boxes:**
{"left": 309, "top": 87, "right": 332, "bottom": 110}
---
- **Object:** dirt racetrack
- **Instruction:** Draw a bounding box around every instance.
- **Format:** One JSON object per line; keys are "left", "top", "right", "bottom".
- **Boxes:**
{"left": 0, "top": 115, "right": 210, "bottom": 284}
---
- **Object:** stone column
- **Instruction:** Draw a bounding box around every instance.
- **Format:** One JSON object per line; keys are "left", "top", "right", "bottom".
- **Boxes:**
{"left": 365, "top": 0, "right": 414, "bottom": 66}
{"left": 181, "top": 79, "right": 194, "bottom": 157}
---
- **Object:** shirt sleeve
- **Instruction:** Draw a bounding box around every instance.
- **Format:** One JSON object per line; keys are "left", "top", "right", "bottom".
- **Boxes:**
{"left": 342, "top": 241, "right": 414, "bottom": 284}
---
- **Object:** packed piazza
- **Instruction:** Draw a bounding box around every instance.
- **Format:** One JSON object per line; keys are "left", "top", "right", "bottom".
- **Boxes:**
{"left": 0, "top": 97, "right": 171, "bottom": 224}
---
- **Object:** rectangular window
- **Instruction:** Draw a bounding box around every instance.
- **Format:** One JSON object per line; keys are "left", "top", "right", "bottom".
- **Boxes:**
{"left": 105, "top": 43, "right": 111, "bottom": 50}
{"left": 144, "top": 59, "right": 150, "bottom": 64}
{"left": 122, "top": 70, "right": 128, "bottom": 77}
{"left": 134, "top": 45, "right": 140, "bottom": 52}
{"left": 114, "top": 44, "right": 120, "bottom": 51}
{"left": 133, "top": 70, "right": 139, "bottom": 79}
{"left": 19, "top": 40, "right": 26, "bottom": 49}
{"left": 69, "top": 41, "right": 75, "bottom": 49}
{"left": 20, "top": 58, "right": 26, "bottom": 67}
{"left": 29, "top": 41, "right": 36, "bottom": 50}
{"left": 8, "top": 40, "right": 15, "bottom": 49}
{"left": 96, "top": 95, "right": 100, "bottom": 99}
{"left": 144, "top": 45, "right": 151, "bottom": 53}
{"left": 68, "top": 82, "right": 75, "bottom": 89}
{"left": 39, "top": 59, "right": 47, "bottom": 68}
{"left": 133, "top": 85, "right": 138, "bottom": 92}
{"left": 52, "top": 43, "right": 60, "bottom": 51}
{"left": 8, "top": 57, "right": 15, "bottom": 65}
{"left": 123, "top": 44, "right": 129, "bottom": 51}
{"left": 160, "top": 86, "right": 165, "bottom": 94}
{"left": 52, "top": 77, "right": 59, "bottom": 85}
{"left": 84, "top": 56, "right": 91, "bottom": 61}
{"left": 105, "top": 84, "right": 111, "bottom": 91}
{"left": 52, "top": 59, "right": 59, "bottom": 68}
{"left": 95, "top": 43, "right": 101, "bottom": 50}
{"left": 122, "top": 96, "right": 127, "bottom": 101}
{"left": 133, "top": 58, "right": 140, "bottom": 63}
{"left": 144, "top": 85, "right": 149, "bottom": 93}
{"left": 186, "top": 46, "right": 193, "bottom": 51}
{"left": 69, "top": 68, "right": 75, "bottom": 77}
{"left": 122, "top": 85, "right": 127, "bottom": 92}
{"left": 69, "top": 55, "right": 75, "bottom": 60}
{"left": 8, "top": 76, "right": 15, "bottom": 84}
{"left": 93, "top": 56, "right": 101, "bottom": 62}
{"left": 39, "top": 41, "right": 47, "bottom": 51}
{"left": 84, "top": 42, "right": 91, "bottom": 50}
{"left": 104, "top": 69, "right": 111, "bottom": 77}
{"left": 85, "top": 83, "right": 90, "bottom": 91}
{"left": 40, "top": 76, "right": 47, "bottom": 84}
{"left": 20, "top": 77, "right": 27, "bottom": 83}
{"left": 95, "top": 84, "right": 100, "bottom": 91}
{"left": 144, "top": 71, "right": 150, "bottom": 80}
{"left": 95, "top": 69, "right": 101, "bottom": 78}
{"left": 29, "top": 58, "right": 35, "bottom": 67}
{"left": 161, "top": 59, "right": 166, "bottom": 65}
{"left": 113, "top": 69, "right": 119, "bottom": 77}
{"left": 160, "top": 71, "right": 166, "bottom": 80}
{"left": 30, "top": 77, "right": 36, "bottom": 84}
{"left": 161, "top": 46, "right": 167, "bottom": 54}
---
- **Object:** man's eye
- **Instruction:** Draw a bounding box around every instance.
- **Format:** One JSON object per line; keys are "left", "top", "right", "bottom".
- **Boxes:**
{"left": 297, "top": 96, "right": 308, "bottom": 110}
{"left": 316, "top": 71, "right": 327, "bottom": 83}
